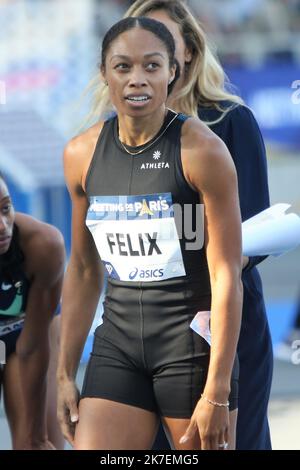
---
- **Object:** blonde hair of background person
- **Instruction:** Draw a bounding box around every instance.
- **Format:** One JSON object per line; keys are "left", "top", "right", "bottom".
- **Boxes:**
{"left": 84, "top": 0, "right": 243, "bottom": 127}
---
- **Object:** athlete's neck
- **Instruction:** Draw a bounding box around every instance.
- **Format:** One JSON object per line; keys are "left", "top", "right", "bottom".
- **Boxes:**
{"left": 118, "top": 107, "right": 167, "bottom": 147}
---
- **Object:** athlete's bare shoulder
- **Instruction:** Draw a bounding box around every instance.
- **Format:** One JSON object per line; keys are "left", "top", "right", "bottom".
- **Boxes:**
{"left": 64, "top": 122, "right": 104, "bottom": 193}
{"left": 15, "top": 213, "right": 64, "bottom": 252}
{"left": 65, "top": 122, "right": 104, "bottom": 160}
{"left": 181, "top": 116, "right": 223, "bottom": 154}
{"left": 15, "top": 212, "right": 65, "bottom": 280}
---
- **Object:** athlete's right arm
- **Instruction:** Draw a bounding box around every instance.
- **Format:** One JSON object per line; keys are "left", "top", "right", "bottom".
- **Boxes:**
{"left": 57, "top": 127, "right": 104, "bottom": 445}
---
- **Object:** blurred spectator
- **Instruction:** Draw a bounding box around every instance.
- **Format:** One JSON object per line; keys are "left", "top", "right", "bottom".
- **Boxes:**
{"left": 275, "top": 294, "right": 300, "bottom": 362}
{"left": 187, "top": 0, "right": 300, "bottom": 64}
{"left": 92, "top": 0, "right": 300, "bottom": 65}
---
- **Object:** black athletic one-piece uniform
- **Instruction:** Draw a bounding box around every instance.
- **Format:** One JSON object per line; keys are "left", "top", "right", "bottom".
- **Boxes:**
{"left": 0, "top": 238, "right": 61, "bottom": 363}
{"left": 81, "top": 110, "right": 239, "bottom": 416}
{"left": 0, "top": 268, "right": 29, "bottom": 360}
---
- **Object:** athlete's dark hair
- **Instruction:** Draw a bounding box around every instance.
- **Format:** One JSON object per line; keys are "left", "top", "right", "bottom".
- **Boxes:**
{"left": 0, "top": 172, "right": 25, "bottom": 281}
{"left": 101, "top": 16, "right": 180, "bottom": 95}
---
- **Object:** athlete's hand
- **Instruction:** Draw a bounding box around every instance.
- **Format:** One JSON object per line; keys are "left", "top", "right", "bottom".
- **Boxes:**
{"left": 179, "top": 397, "right": 230, "bottom": 450}
{"left": 57, "top": 377, "right": 80, "bottom": 446}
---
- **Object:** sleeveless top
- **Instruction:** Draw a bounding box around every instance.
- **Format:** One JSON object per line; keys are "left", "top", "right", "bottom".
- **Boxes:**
{"left": 85, "top": 110, "right": 210, "bottom": 289}
{"left": 0, "top": 267, "right": 29, "bottom": 336}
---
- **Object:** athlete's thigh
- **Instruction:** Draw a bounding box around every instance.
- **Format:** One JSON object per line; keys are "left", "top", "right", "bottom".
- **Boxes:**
{"left": 162, "top": 409, "right": 238, "bottom": 450}
{"left": 3, "top": 352, "right": 24, "bottom": 443}
{"left": 74, "top": 398, "right": 159, "bottom": 450}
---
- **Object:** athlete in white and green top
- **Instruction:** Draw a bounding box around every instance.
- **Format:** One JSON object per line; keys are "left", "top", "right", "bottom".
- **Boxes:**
{"left": 0, "top": 174, "right": 65, "bottom": 449}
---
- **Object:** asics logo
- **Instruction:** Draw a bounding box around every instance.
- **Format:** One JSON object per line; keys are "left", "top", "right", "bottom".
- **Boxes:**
{"left": 129, "top": 268, "right": 139, "bottom": 280}
{"left": 129, "top": 267, "right": 164, "bottom": 280}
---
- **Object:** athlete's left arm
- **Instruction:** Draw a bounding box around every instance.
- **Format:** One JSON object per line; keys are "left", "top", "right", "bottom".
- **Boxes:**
{"left": 181, "top": 119, "right": 243, "bottom": 449}
{"left": 15, "top": 225, "right": 65, "bottom": 449}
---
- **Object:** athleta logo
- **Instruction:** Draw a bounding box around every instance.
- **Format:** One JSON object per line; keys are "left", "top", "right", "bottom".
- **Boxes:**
{"left": 140, "top": 162, "right": 169, "bottom": 170}
{"left": 140, "top": 150, "right": 169, "bottom": 170}
{"left": 129, "top": 267, "right": 164, "bottom": 280}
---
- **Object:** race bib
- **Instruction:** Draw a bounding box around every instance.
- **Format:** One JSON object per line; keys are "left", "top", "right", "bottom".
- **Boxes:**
{"left": 86, "top": 193, "right": 186, "bottom": 282}
{"left": 0, "top": 313, "right": 25, "bottom": 337}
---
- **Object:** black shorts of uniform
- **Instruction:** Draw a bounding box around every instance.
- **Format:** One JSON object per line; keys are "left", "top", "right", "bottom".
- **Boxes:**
{"left": 1, "top": 329, "right": 22, "bottom": 362}
{"left": 81, "top": 275, "right": 239, "bottom": 417}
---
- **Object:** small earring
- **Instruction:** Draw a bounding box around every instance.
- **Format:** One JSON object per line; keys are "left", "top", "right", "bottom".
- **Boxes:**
{"left": 168, "top": 79, "right": 173, "bottom": 85}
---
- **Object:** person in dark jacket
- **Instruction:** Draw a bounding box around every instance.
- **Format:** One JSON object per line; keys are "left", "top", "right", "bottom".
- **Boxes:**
{"left": 200, "top": 104, "right": 272, "bottom": 450}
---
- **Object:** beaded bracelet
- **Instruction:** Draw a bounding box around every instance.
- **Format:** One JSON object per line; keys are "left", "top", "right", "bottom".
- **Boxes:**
{"left": 201, "top": 394, "right": 229, "bottom": 408}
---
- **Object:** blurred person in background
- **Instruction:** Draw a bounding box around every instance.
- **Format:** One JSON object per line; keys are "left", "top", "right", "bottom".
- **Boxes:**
{"left": 88, "top": 0, "right": 272, "bottom": 450}
{"left": 0, "top": 173, "right": 65, "bottom": 450}
{"left": 275, "top": 294, "right": 300, "bottom": 361}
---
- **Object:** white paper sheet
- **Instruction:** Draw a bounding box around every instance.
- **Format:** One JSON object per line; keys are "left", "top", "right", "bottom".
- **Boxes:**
{"left": 190, "top": 311, "right": 211, "bottom": 345}
{"left": 242, "top": 204, "right": 300, "bottom": 257}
